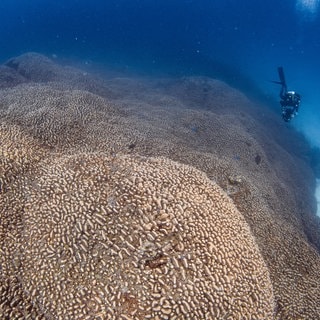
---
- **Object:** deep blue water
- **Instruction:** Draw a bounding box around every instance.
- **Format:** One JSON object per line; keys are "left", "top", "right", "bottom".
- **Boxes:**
{"left": 0, "top": 0, "right": 320, "bottom": 148}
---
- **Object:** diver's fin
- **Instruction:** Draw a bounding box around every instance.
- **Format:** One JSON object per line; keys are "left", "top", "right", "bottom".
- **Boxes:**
{"left": 278, "top": 66, "right": 286, "bottom": 85}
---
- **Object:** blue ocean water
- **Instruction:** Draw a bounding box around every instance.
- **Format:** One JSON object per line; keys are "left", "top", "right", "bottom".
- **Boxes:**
{"left": 1, "top": 0, "right": 320, "bottom": 137}
{"left": 1, "top": 0, "right": 319, "bottom": 129}
{"left": 1, "top": 0, "right": 320, "bottom": 210}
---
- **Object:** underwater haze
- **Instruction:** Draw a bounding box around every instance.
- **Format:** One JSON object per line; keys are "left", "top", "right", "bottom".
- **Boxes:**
{"left": 2, "top": 0, "right": 320, "bottom": 210}
{"left": 1, "top": 0, "right": 320, "bottom": 139}
{"left": 0, "top": 1, "right": 320, "bottom": 191}
{"left": 1, "top": 0, "right": 320, "bottom": 214}
{"left": 2, "top": 2, "right": 320, "bottom": 319}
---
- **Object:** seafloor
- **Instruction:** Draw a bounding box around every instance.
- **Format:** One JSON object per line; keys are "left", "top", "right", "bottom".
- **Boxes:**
{"left": 0, "top": 53, "right": 320, "bottom": 319}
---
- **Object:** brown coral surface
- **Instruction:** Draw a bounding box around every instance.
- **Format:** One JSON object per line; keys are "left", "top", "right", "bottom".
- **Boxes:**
{"left": 0, "top": 140, "right": 275, "bottom": 319}
{"left": 1, "top": 53, "right": 320, "bottom": 319}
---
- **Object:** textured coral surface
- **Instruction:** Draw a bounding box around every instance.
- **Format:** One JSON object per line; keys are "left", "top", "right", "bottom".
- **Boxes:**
{"left": 0, "top": 144, "right": 274, "bottom": 319}
{"left": 1, "top": 53, "right": 320, "bottom": 319}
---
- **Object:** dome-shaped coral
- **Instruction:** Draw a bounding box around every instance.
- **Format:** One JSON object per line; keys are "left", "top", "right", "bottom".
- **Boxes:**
{"left": 1, "top": 148, "right": 274, "bottom": 319}
{"left": 2, "top": 53, "right": 320, "bottom": 319}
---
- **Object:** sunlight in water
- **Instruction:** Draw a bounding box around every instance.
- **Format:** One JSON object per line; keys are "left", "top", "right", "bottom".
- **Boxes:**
{"left": 296, "top": 0, "right": 320, "bottom": 20}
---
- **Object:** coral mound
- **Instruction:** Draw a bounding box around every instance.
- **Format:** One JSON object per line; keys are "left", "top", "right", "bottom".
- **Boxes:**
{"left": 1, "top": 131, "right": 274, "bottom": 319}
{"left": 1, "top": 52, "right": 320, "bottom": 319}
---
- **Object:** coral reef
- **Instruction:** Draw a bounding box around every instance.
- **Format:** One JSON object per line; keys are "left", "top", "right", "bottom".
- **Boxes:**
{"left": 0, "top": 135, "right": 274, "bottom": 318}
{"left": 1, "top": 53, "right": 320, "bottom": 319}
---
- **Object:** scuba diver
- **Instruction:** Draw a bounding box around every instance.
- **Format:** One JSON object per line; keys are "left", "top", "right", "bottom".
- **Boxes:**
{"left": 272, "top": 67, "right": 301, "bottom": 122}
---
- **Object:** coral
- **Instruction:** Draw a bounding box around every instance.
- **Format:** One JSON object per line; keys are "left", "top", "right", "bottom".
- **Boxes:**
{"left": 5, "top": 52, "right": 64, "bottom": 82}
{"left": 0, "top": 124, "right": 48, "bottom": 318}
{"left": 1, "top": 53, "right": 320, "bottom": 319}
{"left": 0, "top": 123, "right": 46, "bottom": 190}
{"left": 1, "top": 142, "right": 274, "bottom": 318}
{"left": 0, "top": 65, "right": 26, "bottom": 89}
{"left": 4, "top": 52, "right": 116, "bottom": 99}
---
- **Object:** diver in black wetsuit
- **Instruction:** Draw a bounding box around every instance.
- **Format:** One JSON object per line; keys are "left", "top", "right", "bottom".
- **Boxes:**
{"left": 273, "top": 67, "right": 301, "bottom": 122}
